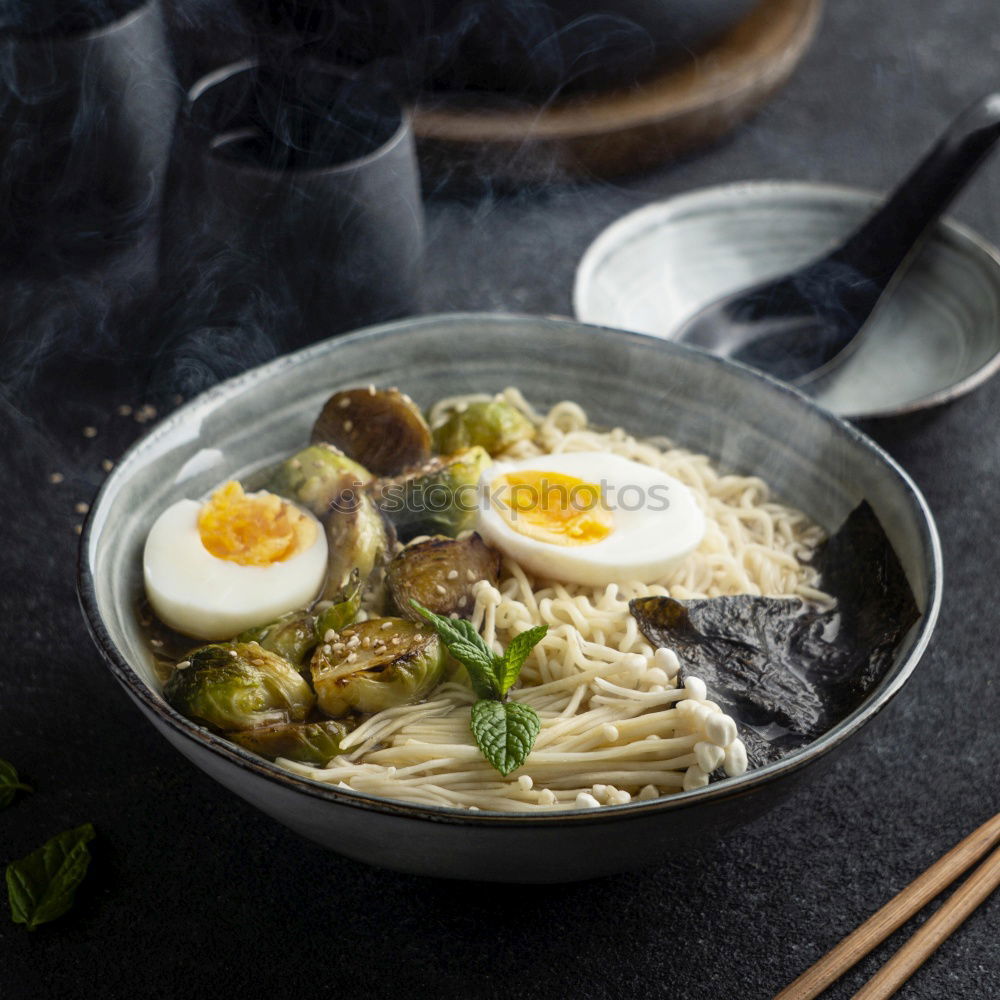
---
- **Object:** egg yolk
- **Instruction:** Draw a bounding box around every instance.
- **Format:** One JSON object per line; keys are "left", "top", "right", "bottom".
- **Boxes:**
{"left": 197, "top": 480, "right": 316, "bottom": 567}
{"left": 491, "top": 470, "right": 614, "bottom": 547}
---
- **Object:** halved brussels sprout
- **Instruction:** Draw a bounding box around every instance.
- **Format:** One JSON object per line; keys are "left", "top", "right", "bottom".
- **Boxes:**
{"left": 311, "top": 618, "right": 446, "bottom": 717}
{"left": 314, "top": 569, "right": 363, "bottom": 635}
{"left": 431, "top": 400, "right": 536, "bottom": 456}
{"left": 264, "top": 444, "right": 371, "bottom": 518}
{"left": 312, "top": 387, "right": 431, "bottom": 476}
{"left": 232, "top": 719, "right": 353, "bottom": 765}
{"left": 321, "top": 491, "right": 394, "bottom": 604}
{"left": 164, "top": 641, "right": 314, "bottom": 732}
{"left": 238, "top": 611, "right": 317, "bottom": 670}
{"left": 370, "top": 446, "right": 491, "bottom": 540}
{"left": 388, "top": 533, "right": 500, "bottom": 621}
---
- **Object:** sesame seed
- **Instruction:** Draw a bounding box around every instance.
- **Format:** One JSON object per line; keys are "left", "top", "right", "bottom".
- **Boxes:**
{"left": 116, "top": 404, "right": 133, "bottom": 416}
{"left": 151, "top": 638, "right": 163, "bottom": 647}
{"left": 391, "top": 637, "right": 401, "bottom": 645}
{"left": 367, "top": 384, "right": 376, "bottom": 395}
{"left": 176, "top": 660, "right": 191, "bottom": 670}
{"left": 229, "top": 649, "right": 238, "bottom": 658}
{"left": 435, "top": 583, "right": 447, "bottom": 595}
{"left": 380, "top": 621, "right": 393, "bottom": 630}
{"left": 346, "top": 635, "right": 360, "bottom": 648}
{"left": 466, "top": 569, "right": 476, "bottom": 581}
{"left": 323, "top": 629, "right": 336, "bottom": 642}
{"left": 458, "top": 595, "right": 467, "bottom": 608}
{"left": 337, "top": 397, "right": 352, "bottom": 408}
{"left": 73, "top": 523, "right": 82, "bottom": 535}
{"left": 101, "top": 459, "right": 114, "bottom": 472}
{"left": 322, "top": 644, "right": 332, "bottom": 655}
{"left": 332, "top": 643, "right": 345, "bottom": 652}
{"left": 414, "top": 633, "right": 424, "bottom": 641}
{"left": 343, "top": 420, "right": 353, "bottom": 432}
{"left": 49, "top": 472, "right": 64, "bottom": 484}
{"left": 75, "top": 502, "right": 89, "bottom": 514}
{"left": 82, "top": 426, "right": 97, "bottom": 438}
{"left": 446, "top": 569, "right": 459, "bottom": 580}
{"left": 346, "top": 652, "right": 357, "bottom": 663}
{"left": 449, "top": 612, "right": 460, "bottom": 620}
{"left": 361, "top": 636, "right": 371, "bottom": 648}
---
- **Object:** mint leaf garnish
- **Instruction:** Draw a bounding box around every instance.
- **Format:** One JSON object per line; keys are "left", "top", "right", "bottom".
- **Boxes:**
{"left": 412, "top": 599, "right": 547, "bottom": 776}
{"left": 496, "top": 624, "right": 548, "bottom": 695}
{"left": 0, "top": 758, "right": 32, "bottom": 810}
{"left": 410, "top": 600, "right": 500, "bottom": 697}
{"left": 470, "top": 700, "right": 541, "bottom": 777}
{"left": 7, "top": 823, "right": 95, "bottom": 931}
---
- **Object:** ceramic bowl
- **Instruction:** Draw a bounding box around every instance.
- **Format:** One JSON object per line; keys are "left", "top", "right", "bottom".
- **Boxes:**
{"left": 78, "top": 313, "right": 942, "bottom": 882}
{"left": 573, "top": 182, "right": 1000, "bottom": 420}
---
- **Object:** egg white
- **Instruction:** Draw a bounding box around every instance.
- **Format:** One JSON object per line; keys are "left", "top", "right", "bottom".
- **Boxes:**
{"left": 143, "top": 497, "right": 328, "bottom": 640}
{"left": 477, "top": 452, "right": 705, "bottom": 586}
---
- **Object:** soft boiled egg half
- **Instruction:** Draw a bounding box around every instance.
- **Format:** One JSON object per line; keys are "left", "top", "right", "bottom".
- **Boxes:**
{"left": 476, "top": 453, "right": 705, "bottom": 586}
{"left": 144, "top": 480, "right": 328, "bottom": 640}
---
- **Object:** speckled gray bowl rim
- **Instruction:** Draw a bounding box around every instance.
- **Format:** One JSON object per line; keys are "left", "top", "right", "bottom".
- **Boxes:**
{"left": 77, "top": 312, "right": 942, "bottom": 827}
{"left": 573, "top": 181, "right": 1000, "bottom": 420}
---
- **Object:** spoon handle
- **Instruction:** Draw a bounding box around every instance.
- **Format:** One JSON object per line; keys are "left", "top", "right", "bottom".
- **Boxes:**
{"left": 829, "top": 92, "right": 1000, "bottom": 283}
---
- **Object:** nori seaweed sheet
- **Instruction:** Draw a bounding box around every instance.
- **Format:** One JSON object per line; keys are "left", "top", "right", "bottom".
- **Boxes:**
{"left": 629, "top": 502, "right": 921, "bottom": 767}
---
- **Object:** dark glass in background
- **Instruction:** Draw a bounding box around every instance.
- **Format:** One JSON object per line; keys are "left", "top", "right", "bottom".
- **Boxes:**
{"left": 154, "top": 60, "right": 423, "bottom": 395}
{"left": 0, "top": 0, "right": 178, "bottom": 273}
{"left": 241, "top": 0, "right": 759, "bottom": 98}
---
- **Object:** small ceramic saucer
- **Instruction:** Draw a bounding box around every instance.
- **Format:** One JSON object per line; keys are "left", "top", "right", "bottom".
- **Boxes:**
{"left": 573, "top": 182, "right": 1000, "bottom": 419}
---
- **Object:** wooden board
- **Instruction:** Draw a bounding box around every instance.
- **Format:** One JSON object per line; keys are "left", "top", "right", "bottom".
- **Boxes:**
{"left": 413, "top": 0, "right": 823, "bottom": 186}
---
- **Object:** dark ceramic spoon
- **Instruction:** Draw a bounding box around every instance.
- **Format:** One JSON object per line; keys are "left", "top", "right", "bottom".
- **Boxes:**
{"left": 675, "top": 93, "right": 1000, "bottom": 386}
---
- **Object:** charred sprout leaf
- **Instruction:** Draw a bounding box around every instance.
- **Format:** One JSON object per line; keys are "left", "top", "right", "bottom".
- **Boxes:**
{"left": 311, "top": 618, "right": 446, "bottom": 717}
{"left": 238, "top": 611, "right": 317, "bottom": 670}
{"left": 232, "top": 720, "right": 354, "bottom": 765}
{"left": 388, "top": 533, "right": 501, "bottom": 621}
{"left": 370, "top": 446, "right": 491, "bottom": 541}
{"left": 312, "top": 387, "right": 432, "bottom": 476}
{"left": 321, "top": 490, "right": 393, "bottom": 604}
{"left": 164, "top": 642, "right": 315, "bottom": 732}
{"left": 6, "top": 823, "right": 95, "bottom": 931}
{"left": 470, "top": 700, "right": 541, "bottom": 777}
{"left": 410, "top": 601, "right": 499, "bottom": 698}
{"left": 314, "top": 569, "right": 363, "bottom": 636}
{"left": 629, "top": 502, "right": 920, "bottom": 768}
{"left": 431, "top": 400, "right": 536, "bottom": 457}
{"left": 0, "top": 758, "right": 31, "bottom": 810}
{"left": 264, "top": 443, "right": 371, "bottom": 517}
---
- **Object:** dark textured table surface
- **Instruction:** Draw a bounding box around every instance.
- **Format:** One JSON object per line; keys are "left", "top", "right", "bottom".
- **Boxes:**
{"left": 3, "top": 1, "right": 1000, "bottom": 997}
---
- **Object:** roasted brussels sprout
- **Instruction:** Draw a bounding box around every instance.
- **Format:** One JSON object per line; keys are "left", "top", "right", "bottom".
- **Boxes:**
{"left": 321, "top": 491, "right": 394, "bottom": 603}
{"left": 314, "top": 569, "right": 363, "bottom": 635}
{"left": 238, "top": 611, "right": 317, "bottom": 670}
{"left": 431, "top": 400, "right": 535, "bottom": 456}
{"left": 312, "top": 387, "right": 431, "bottom": 476}
{"left": 388, "top": 533, "right": 501, "bottom": 621}
{"left": 231, "top": 720, "right": 353, "bottom": 765}
{"left": 311, "top": 618, "right": 446, "bottom": 717}
{"left": 164, "top": 642, "right": 314, "bottom": 732}
{"left": 370, "top": 446, "right": 492, "bottom": 540}
{"left": 264, "top": 444, "right": 371, "bottom": 518}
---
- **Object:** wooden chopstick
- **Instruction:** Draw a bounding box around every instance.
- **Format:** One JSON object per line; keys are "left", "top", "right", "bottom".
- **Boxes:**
{"left": 851, "top": 843, "right": 1000, "bottom": 999}
{"left": 775, "top": 812, "right": 1000, "bottom": 1000}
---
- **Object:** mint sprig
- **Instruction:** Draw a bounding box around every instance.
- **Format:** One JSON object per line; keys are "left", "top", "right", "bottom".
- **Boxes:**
{"left": 0, "top": 758, "right": 32, "bottom": 811}
{"left": 411, "top": 601, "right": 546, "bottom": 776}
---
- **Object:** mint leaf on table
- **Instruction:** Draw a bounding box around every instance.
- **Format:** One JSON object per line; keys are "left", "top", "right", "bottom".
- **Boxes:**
{"left": 413, "top": 599, "right": 547, "bottom": 776}
{"left": 0, "top": 758, "right": 32, "bottom": 810}
{"left": 470, "top": 700, "right": 542, "bottom": 777}
{"left": 7, "top": 823, "right": 96, "bottom": 931}
{"left": 410, "top": 600, "right": 502, "bottom": 698}
{"left": 496, "top": 624, "right": 548, "bottom": 695}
